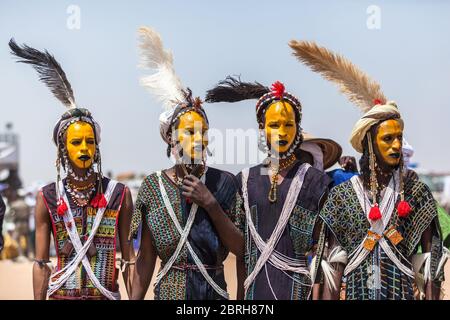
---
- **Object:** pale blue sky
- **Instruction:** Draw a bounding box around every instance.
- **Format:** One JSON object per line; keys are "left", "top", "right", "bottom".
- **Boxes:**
{"left": 1, "top": 0, "right": 449, "bottom": 185}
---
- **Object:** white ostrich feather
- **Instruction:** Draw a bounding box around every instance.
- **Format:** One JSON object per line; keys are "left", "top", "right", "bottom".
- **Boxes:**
{"left": 138, "top": 26, "right": 185, "bottom": 110}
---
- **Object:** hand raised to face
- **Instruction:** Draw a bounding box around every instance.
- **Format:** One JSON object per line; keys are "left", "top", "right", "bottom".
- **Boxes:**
{"left": 180, "top": 175, "right": 216, "bottom": 210}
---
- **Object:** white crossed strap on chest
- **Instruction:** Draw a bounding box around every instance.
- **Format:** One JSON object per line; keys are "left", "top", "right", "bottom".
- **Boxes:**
{"left": 155, "top": 169, "right": 229, "bottom": 300}
{"left": 241, "top": 163, "right": 312, "bottom": 296}
{"left": 47, "top": 180, "right": 120, "bottom": 300}
{"left": 344, "top": 173, "right": 414, "bottom": 279}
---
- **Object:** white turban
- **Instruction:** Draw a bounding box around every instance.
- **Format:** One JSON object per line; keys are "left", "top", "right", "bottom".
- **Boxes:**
{"left": 402, "top": 138, "right": 414, "bottom": 168}
{"left": 350, "top": 102, "right": 404, "bottom": 153}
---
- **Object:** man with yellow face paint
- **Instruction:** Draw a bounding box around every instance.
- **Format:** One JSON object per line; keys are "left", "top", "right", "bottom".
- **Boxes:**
{"left": 291, "top": 40, "right": 448, "bottom": 300}
{"left": 10, "top": 39, "right": 134, "bottom": 300}
{"left": 129, "top": 27, "right": 245, "bottom": 300}
{"left": 206, "top": 77, "right": 332, "bottom": 300}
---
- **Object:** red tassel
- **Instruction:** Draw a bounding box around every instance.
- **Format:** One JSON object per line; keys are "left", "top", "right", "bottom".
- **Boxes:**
{"left": 369, "top": 204, "right": 382, "bottom": 221}
{"left": 397, "top": 200, "right": 411, "bottom": 218}
{"left": 98, "top": 194, "right": 107, "bottom": 208}
{"left": 90, "top": 194, "right": 101, "bottom": 208}
{"left": 271, "top": 81, "right": 285, "bottom": 98}
{"left": 57, "top": 198, "right": 68, "bottom": 217}
{"left": 186, "top": 197, "right": 192, "bottom": 204}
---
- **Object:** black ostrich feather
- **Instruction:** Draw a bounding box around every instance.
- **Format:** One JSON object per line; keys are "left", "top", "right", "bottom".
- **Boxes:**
{"left": 205, "top": 75, "right": 269, "bottom": 103}
{"left": 9, "top": 38, "right": 76, "bottom": 108}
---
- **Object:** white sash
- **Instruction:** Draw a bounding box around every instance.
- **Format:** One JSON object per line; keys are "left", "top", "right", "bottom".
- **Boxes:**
{"left": 47, "top": 180, "right": 120, "bottom": 300}
{"left": 344, "top": 173, "right": 414, "bottom": 280}
{"left": 242, "top": 163, "right": 311, "bottom": 297}
{"left": 155, "top": 170, "right": 229, "bottom": 300}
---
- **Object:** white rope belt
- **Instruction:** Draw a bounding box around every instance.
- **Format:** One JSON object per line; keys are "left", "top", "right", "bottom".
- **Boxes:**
{"left": 48, "top": 180, "right": 120, "bottom": 300}
{"left": 155, "top": 170, "right": 229, "bottom": 300}
{"left": 242, "top": 164, "right": 311, "bottom": 297}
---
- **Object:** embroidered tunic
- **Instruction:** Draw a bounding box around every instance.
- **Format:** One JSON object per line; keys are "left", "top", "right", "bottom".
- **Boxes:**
{"left": 41, "top": 177, "right": 125, "bottom": 300}
{"left": 235, "top": 162, "right": 331, "bottom": 300}
{"left": 131, "top": 167, "right": 243, "bottom": 300}
{"left": 320, "top": 177, "right": 445, "bottom": 300}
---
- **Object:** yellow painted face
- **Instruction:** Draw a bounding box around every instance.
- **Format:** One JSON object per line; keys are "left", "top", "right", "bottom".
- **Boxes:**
{"left": 264, "top": 101, "right": 297, "bottom": 155}
{"left": 375, "top": 119, "right": 403, "bottom": 167}
{"left": 65, "top": 121, "right": 96, "bottom": 169}
{"left": 175, "top": 111, "right": 208, "bottom": 162}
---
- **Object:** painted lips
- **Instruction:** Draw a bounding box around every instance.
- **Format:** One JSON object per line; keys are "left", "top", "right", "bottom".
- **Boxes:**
{"left": 78, "top": 155, "right": 91, "bottom": 161}
{"left": 388, "top": 153, "right": 401, "bottom": 159}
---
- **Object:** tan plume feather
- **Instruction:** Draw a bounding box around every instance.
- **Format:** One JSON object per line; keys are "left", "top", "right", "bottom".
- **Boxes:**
{"left": 138, "top": 26, "right": 185, "bottom": 110}
{"left": 289, "top": 40, "right": 386, "bottom": 113}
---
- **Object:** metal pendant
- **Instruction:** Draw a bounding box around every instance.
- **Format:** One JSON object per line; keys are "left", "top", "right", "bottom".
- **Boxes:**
{"left": 268, "top": 182, "right": 277, "bottom": 203}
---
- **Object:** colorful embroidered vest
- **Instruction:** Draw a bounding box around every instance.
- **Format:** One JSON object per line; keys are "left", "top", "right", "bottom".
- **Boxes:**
{"left": 41, "top": 177, "right": 125, "bottom": 300}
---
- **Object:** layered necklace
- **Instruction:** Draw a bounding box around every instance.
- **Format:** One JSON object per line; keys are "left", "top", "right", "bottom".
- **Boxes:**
{"left": 65, "top": 175, "right": 97, "bottom": 207}
{"left": 267, "top": 154, "right": 297, "bottom": 203}
{"left": 67, "top": 163, "right": 94, "bottom": 182}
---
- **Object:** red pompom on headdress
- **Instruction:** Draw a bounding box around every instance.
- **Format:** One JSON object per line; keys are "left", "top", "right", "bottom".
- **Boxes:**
{"left": 373, "top": 98, "right": 384, "bottom": 106}
{"left": 271, "top": 81, "right": 285, "bottom": 99}
{"left": 369, "top": 203, "right": 382, "bottom": 221}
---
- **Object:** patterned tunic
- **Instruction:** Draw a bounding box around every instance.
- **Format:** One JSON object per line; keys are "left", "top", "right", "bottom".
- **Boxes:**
{"left": 234, "top": 162, "right": 331, "bottom": 300}
{"left": 320, "top": 177, "right": 445, "bottom": 300}
{"left": 131, "top": 167, "right": 243, "bottom": 300}
{"left": 42, "top": 177, "right": 126, "bottom": 300}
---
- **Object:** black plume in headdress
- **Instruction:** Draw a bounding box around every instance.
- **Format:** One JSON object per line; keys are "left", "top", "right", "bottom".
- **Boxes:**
{"left": 205, "top": 76, "right": 269, "bottom": 103}
{"left": 9, "top": 38, "right": 76, "bottom": 108}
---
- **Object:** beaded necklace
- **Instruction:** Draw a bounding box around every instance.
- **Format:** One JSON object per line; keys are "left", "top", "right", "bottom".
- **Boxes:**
{"left": 65, "top": 177, "right": 97, "bottom": 207}
{"left": 268, "top": 154, "right": 297, "bottom": 203}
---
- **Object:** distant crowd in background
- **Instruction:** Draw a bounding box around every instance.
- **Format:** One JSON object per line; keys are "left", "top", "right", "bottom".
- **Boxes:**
{"left": 0, "top": 186, "right": 39, "bottom": 261}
